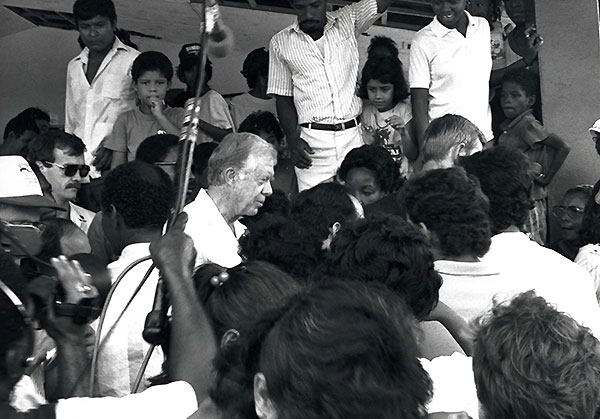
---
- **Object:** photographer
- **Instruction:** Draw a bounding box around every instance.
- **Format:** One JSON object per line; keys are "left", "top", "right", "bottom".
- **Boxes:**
{"left": 2, "top": 213, "right": 210, "bottom": 417}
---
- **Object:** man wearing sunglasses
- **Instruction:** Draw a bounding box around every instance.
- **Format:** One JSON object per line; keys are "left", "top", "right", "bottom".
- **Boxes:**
{"left": 28, "top": 130, "right": 96, "bottom": 233}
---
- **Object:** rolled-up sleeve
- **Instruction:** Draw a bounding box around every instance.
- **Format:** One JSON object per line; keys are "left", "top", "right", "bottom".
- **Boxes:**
{"left": 267, "top": 37, "right": 294, "bottom": 97}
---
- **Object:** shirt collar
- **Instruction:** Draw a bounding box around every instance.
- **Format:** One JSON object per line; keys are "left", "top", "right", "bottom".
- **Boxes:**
{"left": 499, "top": 109, "right": 534, "bottom": 131}
{"left": 430, "top": 10, "right": 475, "bottom": 38}
{"left": 73, "top": 36, "right": 130, "bottom": 63}
{"left": 434, "top": 259, "right": 500, "bottom": 277}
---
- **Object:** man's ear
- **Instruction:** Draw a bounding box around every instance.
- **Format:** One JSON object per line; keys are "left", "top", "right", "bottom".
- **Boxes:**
{"left": 527, "top": 94, "right": 537, "bottom": 108}
{"left": 455, "top": 142, "right": 468, "bottom": 158}
{"left": 224, "top": 167, "right": 237, "bottom": 185}
{"left": 36, "top": 160, "right": 47, "bottom": 173}
{"left": 330, "top": 221, "right": 342, "bottom": 237}
{"left": 418, "top": 222, "right": 430, "bottom": 238}
{"left": 254, "top": 372, "right": 277, "bottom": 419}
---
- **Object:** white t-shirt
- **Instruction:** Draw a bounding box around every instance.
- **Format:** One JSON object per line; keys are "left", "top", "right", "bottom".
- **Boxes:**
{"left": 409, "top": 12, "right": 493, "bottom": 140}
{"left": 229, "top": 92, "right": 278, "bottom": 128}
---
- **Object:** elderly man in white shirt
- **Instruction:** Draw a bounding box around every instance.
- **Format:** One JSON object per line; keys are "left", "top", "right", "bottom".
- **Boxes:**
{"left": 268, "top": 0, "right": 394, "bottom": 191}
{"left": 65, "top": 0, "right": 139, "bottom": 174}
{"left": 184, "top": 133, "right": 277, "bottom": 268}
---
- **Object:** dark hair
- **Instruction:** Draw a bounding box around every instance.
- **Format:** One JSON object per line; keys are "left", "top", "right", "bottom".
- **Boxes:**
{"left": 27, "top": 129, "right": 86, "bottom": 163}
{"left": 580, "top": 180, "right": 600, "bottom": 245}
{"left": 241, "top": 48, "right": 269, "bottom": 89}
{"left": 338, "top": 144, "right": 402, "bottom": 194}
{"left": 214, "top": 280, "right": 432, "bottom": 419}
{"left": 403, "top": 167, "right": 492, "bottom": 258}
{"left": 131, "top": 51, "right": 174, "bottom": 82}
{"left": 3, "top": 111, "right": 39, "bottom": 140}
{"left": 238, "top": 111, "right": 283, "bottom": 145}
{"left": 192, "top": 142, "right": 219, "bottom": 178}
{"left": 422, "top": 114, "right": 485, "bottom": 163}
{"left": 473, "top": 291, "right": 600, "bottom": 419}
{"left": 359, "top": 56, "right": 409, "bottom": 103}
{"left": 0, "top": 251, "right": 30, "bottom": 376}
{"left": 291, "top": 182, "right": 358, "bottom": 244}
{"left": 460, "top": 146, "right": 534, "bottom": 234}
{"left": 20, "top": 107, "right": 50, "bottom": 124}
{"left": 501, "top": 68, "right": 539, "bottom": 100}
{"left": 239, "top": 214, "right": 321, "bottom": 281}
{"left": 194, "top": 261, "right": 302, "bottom": 341}
{"left": 367, "top": 35, "right": 399, "bottom": 60}
{"left": 101, "top": 161, "right": 173, "bottom": 229}
{"left": 73, "top": 0, "right": 117, "bottom": 23}
{"left": 325, "top": 214, "right": 441, "bottom": 319}
{"left": 177, "top": 57, "right": 213, "bottom": 84}
{"left": 135, "top": 134, "right": 179, "bottom": 164}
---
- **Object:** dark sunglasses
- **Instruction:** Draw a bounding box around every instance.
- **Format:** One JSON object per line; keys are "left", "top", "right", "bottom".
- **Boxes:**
{"left": 44, "top": 161, "right": 90, "bottom": 177}
{"left": 551, "top": 205, "right": 584, "bottom": 219}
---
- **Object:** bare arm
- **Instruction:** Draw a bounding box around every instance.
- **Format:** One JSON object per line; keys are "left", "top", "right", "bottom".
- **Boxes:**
{"left": 410, "top": 88, "right": 430, "bottom": 151}
{"left": 197, "top": 120, "right": 233, "bottom": 142}
{"left": 536, "top": 134, "right": 570, "bottom": 186}
{"left": 427, "top": 301, "right": 474, "bottom": 356}
{"left": 276, "top": 95, "right": 314, "bottom": 169}
{"left": 110, "top": 151, "right": 127, "bottom": 170}
{"left": 150, "top": 213, "right": 216, "bottom": 404}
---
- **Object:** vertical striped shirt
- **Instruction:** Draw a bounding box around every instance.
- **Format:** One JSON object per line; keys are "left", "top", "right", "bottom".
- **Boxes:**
{"left": 268, "top": 0, "right": 379, "bottom": 124}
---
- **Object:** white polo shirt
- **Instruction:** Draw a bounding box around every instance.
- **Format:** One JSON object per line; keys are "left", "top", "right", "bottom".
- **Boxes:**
{"left": 409, "top": 12, "right": 493, "bottom": 140}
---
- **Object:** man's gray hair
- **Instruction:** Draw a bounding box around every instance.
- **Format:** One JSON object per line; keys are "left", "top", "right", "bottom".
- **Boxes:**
{"left": 422, "top": 114, "right": 485, "bottom": 163}
{"left": 207, "top": 133, "right": 277, "bottom": 186}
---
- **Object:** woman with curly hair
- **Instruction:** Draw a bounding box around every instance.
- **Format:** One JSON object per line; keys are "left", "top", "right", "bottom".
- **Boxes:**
{"left": 338, "top": 144, "right": 403, "bottom": 207}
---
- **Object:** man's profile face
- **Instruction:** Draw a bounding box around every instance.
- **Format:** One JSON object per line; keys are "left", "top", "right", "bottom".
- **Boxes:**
{"left": 292, "top": 0, "right": 328, "bottom": 36}
{"left": 231, "top": 156, "right": 275, "bottom": 218}
{"left": 39, "top": 148, "right": 85, "bottom": 204}
{"left": 77, "top": 15, "right": 116, "bottom": 53}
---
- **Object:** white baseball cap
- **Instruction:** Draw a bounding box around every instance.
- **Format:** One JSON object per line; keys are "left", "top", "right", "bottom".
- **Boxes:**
{"left": 589, "top": 119, "right": 600, "bottom": 134}
{"left": 0, "top": 155, "right": 63, "bottom": 210}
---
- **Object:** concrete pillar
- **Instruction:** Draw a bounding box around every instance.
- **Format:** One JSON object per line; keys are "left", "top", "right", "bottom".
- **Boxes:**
{"left": 535, "top": 0, "right": 600, "bottom": 237}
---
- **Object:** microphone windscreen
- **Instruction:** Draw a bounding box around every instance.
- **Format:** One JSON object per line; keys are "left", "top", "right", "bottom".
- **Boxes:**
{"left": 208, "top": 24, "right": 234, "bottom": 58}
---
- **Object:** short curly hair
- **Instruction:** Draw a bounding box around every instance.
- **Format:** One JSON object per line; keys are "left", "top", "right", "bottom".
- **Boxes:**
{"left": 213, "top": 280, "right": 432, "bottom": 419}
{"left": 131, "top": 51, "right": 174, "bottom": 82}
{"left": 501, "top": 67, "right": 539, "bottom": 100}
{"left": 359, "top": 55, "right": 409, "bottom": 103}
{"left": 239, "top": 215, "right": 321, "bottom": 282}
{"left": 291, "top": 182, "right": 359, "bottom": 245}
{"left": 580, "top": 180, "right": 600, "bottom": 245}
{"left": 101, "top": 161, "right": 173, "bottom": 229}
{"left": 460, "top": 146, "right": 534, "bottom": 234}
{"left": 135, "top": 134, "right": 179, "bottom": 164}
{"left": 403, "top": 167, "right": 491, "bottom": 258}
{"left": 238, "top": 111, "right": 283, "bottom": 145}
{"left": 338, "top": 144, "right": 402, "bottom": 195}
{"left": 325, "top": 213, "right": 441, "bottom": 319}
{"left": 473, "top": 291, "right": 600, "bottom": 419}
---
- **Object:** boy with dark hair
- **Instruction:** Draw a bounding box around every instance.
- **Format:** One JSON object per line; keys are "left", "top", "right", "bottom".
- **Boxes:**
{"left": 473, "top": 291, "right": 600, "bottom": 419}
{"left": 106, "top": 51, "right": 184, "bottom": 169}
{"left": 167, "top": 43, "right": 233, "bottom": 143}
{"left": 1, "top": 111, "right": 39, "bottom": 157}
{"left": 230, "top": 47, "right": 277, "bottom": 128}
{"left": 66, "top": 0, "right": 139, "bottom": 174}
{"left": 497, "top": 68, "right": 570, "bottom": 244}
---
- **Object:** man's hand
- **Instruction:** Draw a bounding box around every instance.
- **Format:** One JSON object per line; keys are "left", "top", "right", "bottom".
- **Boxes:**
{"left": 288, "top": 135, "right": 314, "bottom": 169}
{"left": 150, "top": 212, "right": 196, "bottom": 280}
{"left": 92, "top": 146, "right": 113, "bottom": 172}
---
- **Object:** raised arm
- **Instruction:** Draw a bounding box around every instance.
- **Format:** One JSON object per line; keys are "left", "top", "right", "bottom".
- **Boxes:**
{"left": 149, "top": 213, "right": 216, "bottom": 404}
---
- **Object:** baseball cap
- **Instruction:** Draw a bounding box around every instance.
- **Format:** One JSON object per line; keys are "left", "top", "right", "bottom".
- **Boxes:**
{"left": 589, "top": 119, "right": 600, "bottom": 134}
{"left": 0, "top": 155, "right": 64, "bottom": 210}
{"left": 179, "top": 43, "right": 202, "bottom": 68}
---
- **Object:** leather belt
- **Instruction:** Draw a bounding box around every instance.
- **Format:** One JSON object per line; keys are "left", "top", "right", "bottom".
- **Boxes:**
{"left": 300, "top": 117, "right": 360, "bottom": 131}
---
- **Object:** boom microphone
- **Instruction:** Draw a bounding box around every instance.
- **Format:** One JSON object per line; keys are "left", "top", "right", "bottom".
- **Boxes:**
{"left": 205, "top": 0, "right": 234, "bottom": 58}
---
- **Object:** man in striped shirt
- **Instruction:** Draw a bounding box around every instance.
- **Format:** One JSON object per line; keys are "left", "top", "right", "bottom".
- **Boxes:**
{"left": 268, "top": 0, "right": 393, "bottom": 191}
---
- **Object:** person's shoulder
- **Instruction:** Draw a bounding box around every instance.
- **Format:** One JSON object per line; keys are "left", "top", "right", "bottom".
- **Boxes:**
{"left": 204, "top": 89, "right": 228, "bottom": 103}
{"left": 411, "top": 23, "right": 436, "bottom": 45}
{"left": 271, "top": 24, "right": 296, "bottom": 43}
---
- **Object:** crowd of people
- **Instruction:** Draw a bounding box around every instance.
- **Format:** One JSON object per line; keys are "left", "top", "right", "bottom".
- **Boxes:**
{"left": 2, "top": 0, "right": 600, "bottom": 418}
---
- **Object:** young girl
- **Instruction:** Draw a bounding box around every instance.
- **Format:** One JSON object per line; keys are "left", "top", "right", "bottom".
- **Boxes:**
{"left": 359, "top": 56, "right": 416, "bottom": 178}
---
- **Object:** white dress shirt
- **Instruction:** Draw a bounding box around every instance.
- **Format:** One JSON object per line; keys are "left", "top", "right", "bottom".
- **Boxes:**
{"left": 268, "top": 0, "right": 379, "bottom": 124}
{"left": 65, "top": 37, "right": 140, "bottom": 168}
